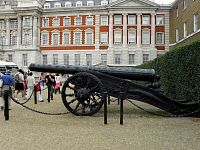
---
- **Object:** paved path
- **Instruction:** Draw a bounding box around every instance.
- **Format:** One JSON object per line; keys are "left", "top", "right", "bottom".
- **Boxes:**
{"left": 0, "top": 94, "right": 200, "bottom": 150}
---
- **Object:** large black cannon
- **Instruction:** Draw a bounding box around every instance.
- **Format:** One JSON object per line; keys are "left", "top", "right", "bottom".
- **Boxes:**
{"left": 29, "top": 64, "right": 200, "bottom": 116}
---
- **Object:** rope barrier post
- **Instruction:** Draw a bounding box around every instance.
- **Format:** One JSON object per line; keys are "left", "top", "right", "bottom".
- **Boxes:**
{"left": 119, "top": 81, "right": 126, "bottom": 125}
{"left": 47, "top": 86, "right": 50, "bottom": 103}
{"left": 119, "top": 92, "right": 124, "bottom": 125}
{"left": 103, "top": 92, "right": 108, "bottom": 125}
{"left": 4, "top": 90, "right": 9, "bottom": 121}
{"left": 34, "top": 85, "right": 37, "bottom": 104}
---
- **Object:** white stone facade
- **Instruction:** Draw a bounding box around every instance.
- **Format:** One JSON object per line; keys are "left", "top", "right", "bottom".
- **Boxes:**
{"left": 0, "top": 0, "right": 170, "bottom": 70}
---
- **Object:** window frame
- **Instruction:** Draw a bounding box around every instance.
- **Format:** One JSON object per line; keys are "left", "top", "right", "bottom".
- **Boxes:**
{"left": 85, "top": 31, "right": 93, "bottom": 45}
{"left": 156, "top": 15, "right": 164, "bottom": 26}
{"left": 52, "top": 33, "right": 60, "bottom": 45}
{"left": 114, "top": 54, "right": 121, "bottom": 64}
{"left": 100, "top": 32, "right": 108, "bottom": 44}
{"left": 74, "top": 32, "right": 82, "bottom": 45}
{"left": 114, "top": 15, "right": 122, "bottom": 25}
{"left": 156, "top": 32, "right": 164, "bottom": 45}
{"left": 114, "top": 30, "right": 122, "bottom": 45}
{"left": 142, "top": 15, "right": 150, "bottom": 25}
{"left": 101, "top": 16, "right": 108, "bottom": 25}
{"left": 128, "top": 29, "right": 136, "bottom": 45}
{"left": 142, "top": 29, "right": 150, "bottom": 45}
{"left": 128, "top": 15, "right": 136, "bottom": 25}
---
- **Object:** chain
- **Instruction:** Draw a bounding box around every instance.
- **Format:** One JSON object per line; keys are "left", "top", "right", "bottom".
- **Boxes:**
{"left": 127, "top": 99, "right": 200, "bottom": 117}
{"left": 9, "top": 95, "right": 71, "bottom": 116}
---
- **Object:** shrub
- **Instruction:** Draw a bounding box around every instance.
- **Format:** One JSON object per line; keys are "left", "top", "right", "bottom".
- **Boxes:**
{"left": 138, "top": 41, "right": 200, "bottom": 104}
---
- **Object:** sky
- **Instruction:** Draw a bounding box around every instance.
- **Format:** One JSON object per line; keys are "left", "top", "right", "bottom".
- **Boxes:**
{"left": 154, "top": 0, "right": 175, "bottom": 4}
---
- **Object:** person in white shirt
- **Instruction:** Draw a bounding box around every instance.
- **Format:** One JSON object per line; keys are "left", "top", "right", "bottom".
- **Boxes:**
{"left": 26, "top": 72, "right": 35, "bottom": 100}
{"left": 54, "top": 73, "right": 62, "bottom": 94}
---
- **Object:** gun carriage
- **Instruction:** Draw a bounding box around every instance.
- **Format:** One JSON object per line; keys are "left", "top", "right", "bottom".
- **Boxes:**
{"left": 29, "top": 64, "right": 200, "bottom": 117}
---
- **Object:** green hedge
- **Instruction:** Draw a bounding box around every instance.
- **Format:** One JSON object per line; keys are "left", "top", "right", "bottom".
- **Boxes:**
{"left": 138, "top": 41, "right": 200, "bottom": 104}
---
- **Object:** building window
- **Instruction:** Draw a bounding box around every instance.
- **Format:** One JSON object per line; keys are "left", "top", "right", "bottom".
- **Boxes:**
{"left": 44, "top": 3, "right": 50, "bottom": 8}
{"left": 52, "top": 33, "right": 59, "bottom": 45}
{"left": 22, "top": 54, "right": 28, "bottom": 66}
{"left": 74, "top": 32, "right": 81, "bottom": 45}
{"left": 183, "top": 0, "right": 187, "bottom": 9}
{"left": 23, "top": 17, "right": 31, "bottom": 27}
{"left": 0, "top": 21, "right": 5, "bottom": 30}
{"left": 128, "top": 15, "right": 136, "bottom": 25}
{"left": 11, "top": 35, "right": 17, "bottom": 46}
{"left": 53, "top": 54, "right": 58, "bottom": 65}
{"left": 53, "top": 18, "right": 60, "bottom": 27}
{"left": 0, "top": 32, "right": 6, "bottom": 46}
{"left": 76, "top": 1, "right": 82, "bottom": 7}
{"left": 114, "top": 54, "right": 121, "bottom": 64}
{"left": 85, "top": 32, "right": 93, "bottom": 44}
{"left": 43, "top": 18, "right": 49, "bottom": 27}
{"left": 23, "top": 31, "right": 31, "bottom": 45}
{"left": 114, "top": 30, "right": 122, "bottom": 45}
{"left": 156, "top": 15, "right": 164, "bottom": 25}
{"left": 75, "top": 17, "right": 82, "bottom": 26}
{"left": 143, "top": 54, "right": 149, "bottom": 63}
{"left": 184, "top": 22, "right": 187, "bottom": 38}
{"left": 101, "top": 54, "right": 107, "bottom": 65}
{"left": 176, "top": 7, "right": 179, "bottom": 18}
{"left": 128, "top": 30, "right": 136, "bottom": 44}
{"left": 42, "top": 54, "right": 47, "bottom": 65}
{"left": 87, "top": 1, "right": 94, "bottom": 6}
{"left": 64, "top": 54, "right": 69, "bottom": 65}
{"left": 41, "top": 33, "right": 49, "bottom": 45}
{"left": 101, "top": 16, "right": 108, "bottom": 25}
{"left": 86, "top": 54, "right": 92, "bottom": 66}
{"left": 63, "top": 32, "right": 70, "bottom": 45}
{"left": 129, "top": 54, "right": 134, "bottom": 64}
{"left": 101, "top": 0, "right": 108, "bottom": 5}
{"left": 142, "top": 29, "right": 150, "bottom": 45}
{"left": 64, "top": 17, "right": 70, "bottom": 26}
{"left": 142, "top": 15, "right": 150, "bottom": 25}
{"left": 100, "top": 32, "right": 108, "bottom": 44}
{"left": 65, "top": 2, "right": 71, "bottom": 7}
{"left": 176, "top": 29, "right": 179, "bottom": 42}
{"left": 156, "top": 32, "right": 164, "bottom": 44}
{"left": 10, "top": 20, "right": 18, "bottom": 29}
{"left": 194, "top": 14, "right": 199, "bottom": 32}
{"left": 114, "top": 15, "right": 122, "bottom": 25}
{"left": 11, "top": 32, "right": 17, "bottom": 46}
{"left": 8, "top": 54, "right": 12, "bottom": 62}
{"left": 54, "top": 2, "right": 61, "bottom": 8}
{"left": 86, "top": 16, "right": 93, "bottom": 25}
{"left": 75, "top": 54, "right": 80, "bottom": 66}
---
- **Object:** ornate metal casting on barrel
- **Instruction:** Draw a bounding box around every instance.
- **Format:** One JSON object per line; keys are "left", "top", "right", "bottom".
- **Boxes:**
{"left": 29, "top": 64, "right": 200, "bottom": 117}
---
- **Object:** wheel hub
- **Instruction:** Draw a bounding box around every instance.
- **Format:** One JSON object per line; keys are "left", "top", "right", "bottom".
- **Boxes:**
{"left": 76, "top": 88, "right": 90, "bottom": 101}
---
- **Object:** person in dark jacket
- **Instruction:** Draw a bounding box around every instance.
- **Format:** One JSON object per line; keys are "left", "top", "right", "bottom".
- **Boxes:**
{"left": 45, "top": 73, "right": 55, "bottom": 101}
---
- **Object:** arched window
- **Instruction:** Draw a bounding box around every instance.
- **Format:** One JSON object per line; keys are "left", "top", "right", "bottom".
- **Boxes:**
{"left": 76, "top": 1, "right": 82, "bottom": 7}
{"left": 65, "top": 2, "right": 71, "bottom": 7}
{"left": 87, "top": 1, "right": 94, "bottom": 6}
{"left": 44, "top": 3, "right": 50, "bottom": 8}
{"left": 101, "top": 0, "right": 108, "bottom": 6}
{"left": 54, "top": 2, "right": 61, "bottom": 8}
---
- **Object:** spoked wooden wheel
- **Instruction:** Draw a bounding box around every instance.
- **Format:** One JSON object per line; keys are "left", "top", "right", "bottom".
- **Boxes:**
{"left": 61, "top": 72, "right": 105, "bottom": 116}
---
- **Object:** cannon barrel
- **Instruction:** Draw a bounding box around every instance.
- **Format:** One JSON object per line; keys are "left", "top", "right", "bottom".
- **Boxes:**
{"left": 29, "top": 63, "right": 157, "bottom": 82}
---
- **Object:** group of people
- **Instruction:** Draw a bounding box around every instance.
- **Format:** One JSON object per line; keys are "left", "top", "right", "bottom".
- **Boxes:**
{"left": 0, "top": 69, "right": 64, "bottom": 110}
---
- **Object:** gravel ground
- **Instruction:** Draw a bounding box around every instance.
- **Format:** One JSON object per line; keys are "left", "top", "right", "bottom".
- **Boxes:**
{"left": 0, "top": 90, "right": 200, "bottom": 150}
